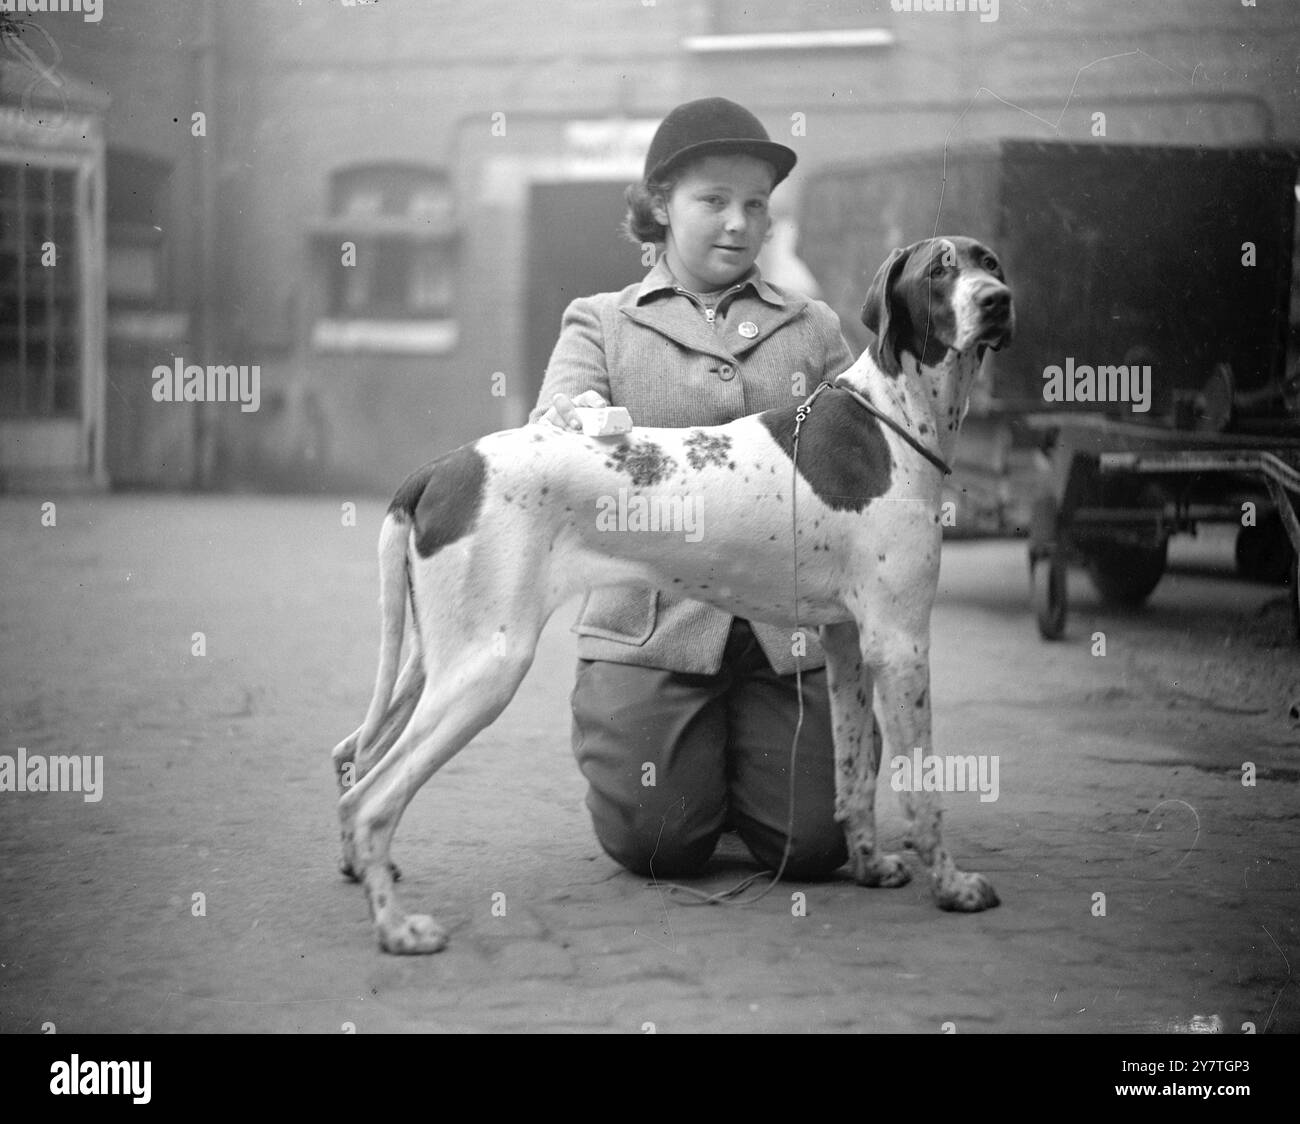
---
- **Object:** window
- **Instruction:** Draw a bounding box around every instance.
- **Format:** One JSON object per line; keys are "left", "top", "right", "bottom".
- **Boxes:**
{"left": 319, "top": 164, "right": 457, "bottom": 321}
{"left": 0, "top": 161, "right": 81, "bottom": 417}
{"left": 106, "top": 150, "right": 172, "bottom": 307}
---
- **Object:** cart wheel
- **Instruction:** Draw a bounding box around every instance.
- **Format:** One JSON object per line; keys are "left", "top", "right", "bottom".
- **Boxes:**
{"left": 1085, "top": 538, "right": 1168, "bottom": 607}
{"left": 1031, "top": 548, "right": 1067, "bottom": 640}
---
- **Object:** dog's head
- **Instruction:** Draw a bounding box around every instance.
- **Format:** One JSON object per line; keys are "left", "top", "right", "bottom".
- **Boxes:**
{"left": 861, "top": 236, "right": 1014, "bottom": 377}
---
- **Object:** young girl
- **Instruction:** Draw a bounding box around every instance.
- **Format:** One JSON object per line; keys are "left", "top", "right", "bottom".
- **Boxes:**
{"left": 531, "top": 98, "right": 856, "bottom": 880}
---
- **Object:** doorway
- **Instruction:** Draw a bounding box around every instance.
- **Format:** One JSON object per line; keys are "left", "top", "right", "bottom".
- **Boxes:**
{"left": 523, "top": 180, "right": 644, "bottom": 411}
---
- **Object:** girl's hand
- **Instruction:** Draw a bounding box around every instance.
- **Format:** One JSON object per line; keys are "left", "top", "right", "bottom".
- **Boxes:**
{"left": 536, "top": 390, "right": 609, "bottom": 432}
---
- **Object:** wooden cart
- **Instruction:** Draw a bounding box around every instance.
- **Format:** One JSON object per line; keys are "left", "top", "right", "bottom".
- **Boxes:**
{"left": 1024, "top": 414, "right": 1300, "bottom": 641}
{"left": 800, "top": 139, "right": 1300, "bottom": 640}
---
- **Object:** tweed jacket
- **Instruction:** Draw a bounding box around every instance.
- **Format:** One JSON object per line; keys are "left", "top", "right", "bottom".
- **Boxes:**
{"left": 530, "top": 256, "right": 856, "bottom": 676}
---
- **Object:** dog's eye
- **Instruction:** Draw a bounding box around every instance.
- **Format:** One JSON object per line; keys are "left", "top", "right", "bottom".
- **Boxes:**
{"left": 929, "top": 258, "right": 947, "bottom": 278}
{"left": 983, "top": 254, "right": 1000, "bottom": 273}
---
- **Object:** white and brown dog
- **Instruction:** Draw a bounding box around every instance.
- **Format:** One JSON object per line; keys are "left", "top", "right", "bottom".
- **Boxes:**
{"left": 333, "top": 236, "right": 1014, "bottom": 954}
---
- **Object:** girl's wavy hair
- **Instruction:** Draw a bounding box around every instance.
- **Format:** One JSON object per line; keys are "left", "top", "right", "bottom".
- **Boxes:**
{"left": 620, "top": 169, "right": 682, "bottom": 246}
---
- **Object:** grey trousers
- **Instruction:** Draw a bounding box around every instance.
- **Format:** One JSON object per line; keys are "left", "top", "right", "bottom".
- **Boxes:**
{"left": 570, "top": 619, "right": 848, "bottom": 880}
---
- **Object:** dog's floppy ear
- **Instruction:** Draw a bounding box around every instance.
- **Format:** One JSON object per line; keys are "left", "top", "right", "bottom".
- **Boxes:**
{"left": 861, "top": 245, "right": 912, "bottom": 377}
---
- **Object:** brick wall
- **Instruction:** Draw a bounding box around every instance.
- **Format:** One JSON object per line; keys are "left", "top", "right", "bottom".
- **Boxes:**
{"left": 17, "top": 0, "right": 1300, "bottom": 491}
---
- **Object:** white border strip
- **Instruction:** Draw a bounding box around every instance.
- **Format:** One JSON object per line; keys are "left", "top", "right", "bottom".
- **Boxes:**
{"left": 311, "top": 318, "right": 458, "bottom": 355}
{"left": 683, "top": 29, "right": 895, "bottom": 53}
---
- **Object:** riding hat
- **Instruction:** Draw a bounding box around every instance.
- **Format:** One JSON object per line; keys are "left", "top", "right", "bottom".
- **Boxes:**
{"left": 642, "top": 97, "right": 797, "bottom": 187}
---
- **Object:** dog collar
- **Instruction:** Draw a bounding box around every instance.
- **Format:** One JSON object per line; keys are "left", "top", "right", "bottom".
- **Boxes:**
{"left": 826, "top": 378, "right": 953, "bottom": 476}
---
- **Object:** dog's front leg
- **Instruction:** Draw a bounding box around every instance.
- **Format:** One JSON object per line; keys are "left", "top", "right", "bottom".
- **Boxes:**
{"left": 821, "top": 622, "right": 910, "bottom": 889}
{"left": 869, "top": 646, "right": 999, "bottom": 912}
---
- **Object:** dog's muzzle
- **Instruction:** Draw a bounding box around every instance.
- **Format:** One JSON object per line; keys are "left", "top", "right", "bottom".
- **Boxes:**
{"left": 975, "top": 283, "right": 1015, "bottom": 350}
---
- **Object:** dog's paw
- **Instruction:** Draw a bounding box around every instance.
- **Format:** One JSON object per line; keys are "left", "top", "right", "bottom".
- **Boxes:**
{"left": 852, "top": 850, "right": 912, "bottom": 888}
{"left": 934, "top": 870, "right": 999, "bottom": 912}
{"left": 378, "top": 913, "right": 448, "bottom": 955}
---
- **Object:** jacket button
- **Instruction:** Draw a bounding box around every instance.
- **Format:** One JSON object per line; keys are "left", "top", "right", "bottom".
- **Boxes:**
{"left": 718, "top": 364, "right": 735, "bottom": 381}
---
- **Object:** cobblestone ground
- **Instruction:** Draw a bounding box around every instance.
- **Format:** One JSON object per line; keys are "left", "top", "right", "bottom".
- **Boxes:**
{"left": 1, "top": 495, "right": 1296, "bottom": 1033}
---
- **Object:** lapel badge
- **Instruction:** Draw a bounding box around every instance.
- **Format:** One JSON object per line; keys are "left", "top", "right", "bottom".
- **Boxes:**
{"left": 738, "top": 321, "right": 759, "bottom": 339}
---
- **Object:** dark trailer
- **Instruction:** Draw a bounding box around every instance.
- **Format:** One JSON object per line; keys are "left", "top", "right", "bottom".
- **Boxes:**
{"left": 800, "top": 139, "right": 1300, "bottom": 640}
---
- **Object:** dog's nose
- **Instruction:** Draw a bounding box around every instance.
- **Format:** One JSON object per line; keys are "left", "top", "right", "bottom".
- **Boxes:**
{"left": 978, "top": 286, "right": 1011, "bottom": 315}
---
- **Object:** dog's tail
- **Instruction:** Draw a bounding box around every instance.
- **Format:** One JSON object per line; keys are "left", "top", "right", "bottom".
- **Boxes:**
{"left": 357, "top": 511, "right": 411, "bottom": 752}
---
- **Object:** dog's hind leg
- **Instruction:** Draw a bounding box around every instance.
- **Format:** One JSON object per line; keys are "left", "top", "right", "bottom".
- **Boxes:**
{"left": 331, "top": 637, "right": 425, "bottom": 791}
{"left": 332, "top": 627, "right": 426, "bottom": 879}
{"left": 822, "top": 621, "right": 910, "bottom": 889}
{"left": 335, "top": 648, "right": 427, "bottom": 883}
{"left": 338, "top": 628, "right": 541, "bottom": 954}
{"left": 353, "top": 650, "right": 427, "bottom": 783}
{"left": 332, "top": 512, "right": 420, "bottom": 791}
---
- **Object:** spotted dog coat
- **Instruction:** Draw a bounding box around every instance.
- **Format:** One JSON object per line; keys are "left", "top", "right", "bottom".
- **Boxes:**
{"left": 332, "top": 236, "right": 1015, "bottom": 954}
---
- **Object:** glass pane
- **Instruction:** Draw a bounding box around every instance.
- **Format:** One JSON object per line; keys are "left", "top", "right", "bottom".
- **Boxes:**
{"left": 23, "top": 287, "right": 45, "bottom": 336}
{"left": 408, "top": 186, "right": 452, "bottom": 225}
{"left": 22, "top": 342, "right": 46, "bottom": 412}
{"left": 409, "top": 244, "right": 452, "bottom": 312}
{"left": 50, "top": 205, "right": 77, "bottom": 262}
{"left": 0, "top": 162, "right": 83, "bottom": 416}
{"left": 51, "top": 168, "right": 75, "bottom": 212}
{"left": 370, "top": 240, "right": 410, "bottom": 311}
{"left": 342, "top": 187, "right": 384, "bottom": 217}
{"left": 341, "top": 248, "right": 376, "bottom": 314}
{"left": 53, "top": 324, "right": 79, "bottom": 413}
{"left": 22, "top": 164, "right": 48, "bottom": 204}
{"left": 0, "top": 203, "right": 17, "bottom": 251}
{"left": 0, "top": 249, "right": 18, "bottom": 317}
{"left": 0, "top": 361, "right": 21, "bottom": 413}
{"left": 52, "top": 367, "right": 78, "bottom": 414}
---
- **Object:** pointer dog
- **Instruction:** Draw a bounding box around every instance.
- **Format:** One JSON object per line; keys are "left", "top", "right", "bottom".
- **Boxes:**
{"left": 333, "top": 236, "right": 1014, "bottom": 954}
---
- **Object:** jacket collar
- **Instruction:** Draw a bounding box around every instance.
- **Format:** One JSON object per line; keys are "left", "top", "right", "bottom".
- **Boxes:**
{"left": 623, "top": 256, "right": 806, "bottom": 360}
{"left": 634, "top": 255, "right": 787, "bottom": 308}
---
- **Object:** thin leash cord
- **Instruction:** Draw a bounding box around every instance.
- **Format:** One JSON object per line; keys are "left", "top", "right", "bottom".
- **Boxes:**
{"left": 663, "top": 384, "right": 826, "bottom": 907}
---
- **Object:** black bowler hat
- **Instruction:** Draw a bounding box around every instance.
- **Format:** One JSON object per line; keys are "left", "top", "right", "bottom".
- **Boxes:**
{"left": 642, "top": 97, "right": 797, "bottom": 186}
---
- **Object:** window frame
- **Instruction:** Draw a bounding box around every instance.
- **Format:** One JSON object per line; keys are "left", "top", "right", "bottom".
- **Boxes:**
{"left": 0, "top": 157, "right": 84, "bottom": 418}
{"left": 309, "top": 162, "right": 460, "bottom": 353}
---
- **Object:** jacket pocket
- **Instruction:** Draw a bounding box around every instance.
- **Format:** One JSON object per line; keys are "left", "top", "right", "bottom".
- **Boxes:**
{"left": 572, "top": 587, "right": 658, "bottom": 646}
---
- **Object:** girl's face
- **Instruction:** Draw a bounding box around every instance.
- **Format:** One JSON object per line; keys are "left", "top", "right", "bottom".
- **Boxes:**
{"left": 652, "top": 154, "right": 775, "bottom": 292}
